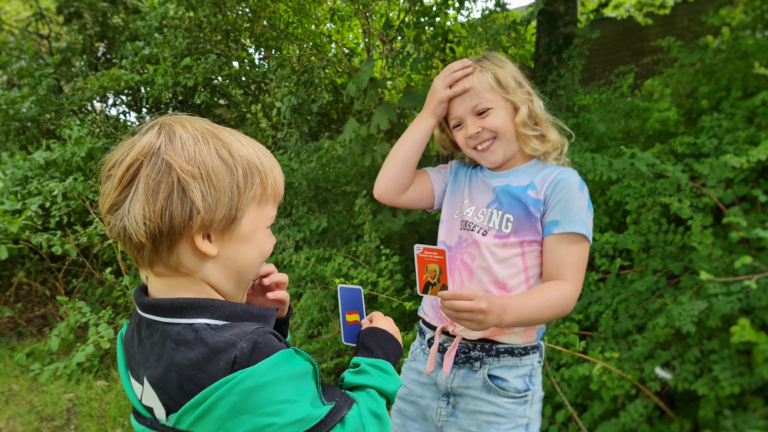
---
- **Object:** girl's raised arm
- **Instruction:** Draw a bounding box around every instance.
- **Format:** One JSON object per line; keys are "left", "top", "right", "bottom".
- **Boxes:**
{"left": 373, "top": 59, "right": 473, "bottom": 210}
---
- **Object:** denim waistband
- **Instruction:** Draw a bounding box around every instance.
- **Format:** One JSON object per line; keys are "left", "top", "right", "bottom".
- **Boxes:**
{"left": 417, "top": 321, "right": 541, "bottom": 367}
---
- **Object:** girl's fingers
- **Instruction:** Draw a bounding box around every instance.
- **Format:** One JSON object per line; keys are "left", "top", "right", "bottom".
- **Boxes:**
{"left": 440, "top": 308, "right": 475, "bottom": 324}
{"left": 441, "top": 59, "right": 472, "bottom": 77}
{"left": 440, "top": 299, "right": 477, "bottom": 313}
{"left": 447, "top": 85, "right": 472, "bottom": 99}
{"left": 446, "top": 65, "right": 473, "bottom": 85}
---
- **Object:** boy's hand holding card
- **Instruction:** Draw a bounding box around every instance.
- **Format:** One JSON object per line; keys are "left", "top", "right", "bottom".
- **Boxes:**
{"left": 414, "top": 245, "right": 450, "bottom": 296}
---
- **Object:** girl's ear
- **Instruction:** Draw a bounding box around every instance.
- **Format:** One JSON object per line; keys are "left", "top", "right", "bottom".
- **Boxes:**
{"left": 193, "top": 231, "right": 219, "bottom": 258}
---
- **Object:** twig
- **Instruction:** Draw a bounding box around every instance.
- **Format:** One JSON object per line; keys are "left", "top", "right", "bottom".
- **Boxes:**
{"left": 546, "top": 360, "right": 589, "bottom": 432}
{"left": 598, "top": 267, "right": 645, "bottom": 280}
{"left": 556, "top": 330, "right": 607, "bottom": 338}
{"left": 546, "top": 343, "right": 679, "bottom": 423}
{"left": 337, "top": 253, "right": 370, "bottom": 269}
{"left": 19, "top": 242, "right": 65, "bottom": 296}
{"left": 313, "top": 278, "right": 337, "bottom": 330}
{"left": 291, "top": 259, "right": 330, "bottom": 272}
{"left": 617, "top": 270, "right": 694, "bottom": 323}
{"left": 650, "top": 170, "right": 739, "bottom": 232}
{"left": 362, "top": 290, "right": 407, "bottom": 305}
{"left": 710, "top": 271, "right": 768, "bottom": 282}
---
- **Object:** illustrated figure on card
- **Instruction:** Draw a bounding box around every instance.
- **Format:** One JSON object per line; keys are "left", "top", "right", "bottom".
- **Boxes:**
{"left": 421, "top": 263, "right": 448, "bottom": 296}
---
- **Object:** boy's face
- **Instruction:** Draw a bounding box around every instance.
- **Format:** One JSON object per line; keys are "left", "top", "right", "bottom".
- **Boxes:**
{"left": 446, "top": 75, "right": 527, "bottom": 172}
{"left": 214, "top": 202, "right": 278, "bottom": 302}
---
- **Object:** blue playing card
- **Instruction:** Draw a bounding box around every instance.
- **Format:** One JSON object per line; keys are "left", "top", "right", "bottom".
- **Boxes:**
{"left": 338, "top": 285, "right": 366, "bottom": 346}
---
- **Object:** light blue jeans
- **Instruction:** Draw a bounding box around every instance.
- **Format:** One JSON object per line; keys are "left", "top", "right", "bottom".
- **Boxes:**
{"left": 391, "top": 321, "right": 544, "bottom": 432}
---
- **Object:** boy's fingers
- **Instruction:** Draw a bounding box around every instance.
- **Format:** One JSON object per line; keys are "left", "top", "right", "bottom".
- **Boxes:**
{"left": 365, "top": 311, "right": 384, "bottom": 323}
{"left": 262, "top": 272, "right": 289, "bottom": 290}
{"left": 256, "top": 263, "right": 278, "bottom": 278}
{"left": 265, "top": 290, "right": 289, "bottom": 303}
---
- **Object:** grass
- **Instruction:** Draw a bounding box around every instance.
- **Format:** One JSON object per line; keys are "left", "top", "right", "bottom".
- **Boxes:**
{"left": 0, "top": 340, "right": 131, "bottom": 432}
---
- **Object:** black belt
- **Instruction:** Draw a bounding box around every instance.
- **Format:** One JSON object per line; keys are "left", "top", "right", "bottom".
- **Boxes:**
{"left": 418, "top": 320, "right": 541, "bottom": 366}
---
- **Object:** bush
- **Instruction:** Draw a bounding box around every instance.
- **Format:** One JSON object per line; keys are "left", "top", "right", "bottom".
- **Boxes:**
{"left": 1, "top": 0, "right": 766, "bottom": 429}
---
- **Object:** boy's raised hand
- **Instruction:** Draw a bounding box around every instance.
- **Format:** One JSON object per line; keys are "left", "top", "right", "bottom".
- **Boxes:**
{"left": 246, "top": 263, "right": 290, "bottom": 318}
{"left": 421, "top": 59, "right": 473, "bottom": 122}
{"left": 361, "top": 312, "right": 403, "bottom": 346}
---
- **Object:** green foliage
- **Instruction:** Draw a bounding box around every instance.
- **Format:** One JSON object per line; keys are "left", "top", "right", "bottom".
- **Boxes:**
{"left": 0, "top": 340, "right": 131, "bottom": 431}
{"left": 1, "top": 0, "right": 766, "bottom": 430}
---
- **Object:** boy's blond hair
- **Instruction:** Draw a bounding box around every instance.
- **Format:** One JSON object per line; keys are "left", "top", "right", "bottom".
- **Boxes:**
{"left": 435, "top": 52, "right": 573, "bottom": 166}
{"left": 99, "top": 114, "right": 284, "bottom": 277}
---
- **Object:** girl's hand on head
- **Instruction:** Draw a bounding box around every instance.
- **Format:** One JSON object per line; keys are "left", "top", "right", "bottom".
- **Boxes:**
{"left": 421, "top": 59, "right": 474, "bottom": 123}
{"left": 438, "top": 289, "right": 499, "bottom": 331}
{"left": 246, "top": 263, "right": 291, "bottom": 318}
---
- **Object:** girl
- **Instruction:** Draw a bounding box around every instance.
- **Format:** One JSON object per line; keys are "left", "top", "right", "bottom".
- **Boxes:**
{"left": 374, "top": 52, "right": 593, "bottom": 431}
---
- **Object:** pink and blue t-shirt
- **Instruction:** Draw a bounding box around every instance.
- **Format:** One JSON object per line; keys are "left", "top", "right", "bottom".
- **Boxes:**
{"left": 421, "top": 158, "right": 593, "bottom": 345}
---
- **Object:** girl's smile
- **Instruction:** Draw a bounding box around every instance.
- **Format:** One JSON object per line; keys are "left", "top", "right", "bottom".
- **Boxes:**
{"left": 446, "top": 75, "right": 533, "bottom": 171}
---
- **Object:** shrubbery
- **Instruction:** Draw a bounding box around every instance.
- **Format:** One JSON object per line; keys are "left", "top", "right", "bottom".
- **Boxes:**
{"left": 1, "top": 0, "right": 766, "bottom": 430}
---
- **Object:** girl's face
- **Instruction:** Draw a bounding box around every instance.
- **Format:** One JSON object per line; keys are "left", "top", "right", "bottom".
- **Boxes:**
{"left": 446, "top": 75, "right": 532, "bottom": 172}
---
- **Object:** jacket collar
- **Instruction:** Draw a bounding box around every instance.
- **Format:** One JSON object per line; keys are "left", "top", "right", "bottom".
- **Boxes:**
{"left": 132, "top": 284, "right": 277, "bottom": 327}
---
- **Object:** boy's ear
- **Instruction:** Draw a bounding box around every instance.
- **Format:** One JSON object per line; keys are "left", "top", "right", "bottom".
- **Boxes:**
{"left": 193, "top": 232, "right": 219, "bottom": 258}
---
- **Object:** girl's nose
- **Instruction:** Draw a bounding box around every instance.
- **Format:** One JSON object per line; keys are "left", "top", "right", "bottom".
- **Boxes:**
{"left": 465, "top": 123, "right": 482, "bottom": 139}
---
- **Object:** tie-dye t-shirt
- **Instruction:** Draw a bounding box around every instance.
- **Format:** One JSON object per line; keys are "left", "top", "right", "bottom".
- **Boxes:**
{"left": 420, "top": 158, "right": 593, "bottom": 345}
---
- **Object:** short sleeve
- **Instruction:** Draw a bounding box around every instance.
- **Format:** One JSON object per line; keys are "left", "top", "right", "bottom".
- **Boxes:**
{"left": 542, "top": 169, "right": 594, "bottom": 243}
{"left": 423, "top": 161, "right": 454, "bottom": 211}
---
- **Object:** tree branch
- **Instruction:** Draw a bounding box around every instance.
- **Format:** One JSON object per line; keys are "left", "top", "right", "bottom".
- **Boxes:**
{"left": 546, "top": 360, "right": 588, "bottom": 432}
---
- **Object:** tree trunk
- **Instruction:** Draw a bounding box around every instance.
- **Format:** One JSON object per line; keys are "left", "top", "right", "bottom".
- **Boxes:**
{"left": 533, "top": 0, "right": 578, "bottom": 94}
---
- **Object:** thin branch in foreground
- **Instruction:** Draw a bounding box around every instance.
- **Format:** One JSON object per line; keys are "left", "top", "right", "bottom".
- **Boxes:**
{"left": 710, "top": 271, "right": 768, "bottom": 282}
{"left": 546, "top": 360, "right": 589, "bottom": 432}
{"left": 546, "top": 343, "right": 679, "bottom": 424}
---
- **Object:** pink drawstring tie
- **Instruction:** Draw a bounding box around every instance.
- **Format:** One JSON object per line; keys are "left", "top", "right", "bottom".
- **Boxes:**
{"left": 424, "top": 325, "right": 464, "bottom": 376}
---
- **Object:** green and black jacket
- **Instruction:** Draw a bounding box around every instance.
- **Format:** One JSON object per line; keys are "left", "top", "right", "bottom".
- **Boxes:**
{"left": 117, "top": 285, "right": 402, "bottom": 432}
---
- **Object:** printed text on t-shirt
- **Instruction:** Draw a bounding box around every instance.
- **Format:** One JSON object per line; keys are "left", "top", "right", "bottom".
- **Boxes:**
{"left": 453, "top": 199, "right": 514, "bottom": 234}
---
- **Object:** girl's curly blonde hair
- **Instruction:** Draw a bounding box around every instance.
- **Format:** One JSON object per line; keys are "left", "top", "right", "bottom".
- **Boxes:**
{"left": 434, "top": 52, "right": 573, "bottom": 166}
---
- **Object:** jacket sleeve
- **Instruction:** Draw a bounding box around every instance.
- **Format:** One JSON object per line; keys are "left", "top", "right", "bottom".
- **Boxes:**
{"left": 272, "top": 304, "right": 293, "bottom": 342}
{"left": 332, "top": 327, "right": 403, "bottom": 431}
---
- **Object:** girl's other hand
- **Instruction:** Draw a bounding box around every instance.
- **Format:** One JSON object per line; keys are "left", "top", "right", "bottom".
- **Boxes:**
{"left": 246, "top": 263, "right": 291, "bottom": 318}
{"left": 421, "top": 59, "right": 474, "bottom": 122}
{"left": 438, "top": 289, "right": 499, "bottom": 331}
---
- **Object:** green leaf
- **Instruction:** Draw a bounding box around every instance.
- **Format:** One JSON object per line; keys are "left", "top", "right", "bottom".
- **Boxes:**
{"left": 371, "top": 102, "right": 397, "bottom": 131}
{"left": 63, "top": 244, "right": 77, "bottom": 259}
{"left": 339, "top": 117, "right": 361, "bottom": 141}
{"left": 398, "top": 88, "right": 426, "bottom": 109}
{"left": 48, "top": 336, "right": 60, "bottom": 353}
{"left": 0, "top": 245, "right": 7, "bottom": 261}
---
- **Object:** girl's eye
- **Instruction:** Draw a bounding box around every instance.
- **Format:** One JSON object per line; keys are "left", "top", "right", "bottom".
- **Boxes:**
{"left": 451, "top": 122, "right": 463, "bottom": 130}
{"left": 478, "top": 109, "right": 489, "bottom": 116}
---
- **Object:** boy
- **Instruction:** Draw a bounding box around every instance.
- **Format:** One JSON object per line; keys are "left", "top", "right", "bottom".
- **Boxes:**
{"left": 99, "top": 114, "right": 403, "bottom": 432}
